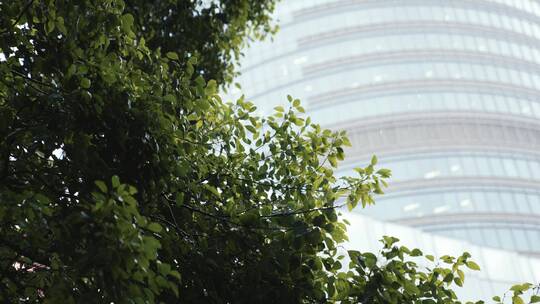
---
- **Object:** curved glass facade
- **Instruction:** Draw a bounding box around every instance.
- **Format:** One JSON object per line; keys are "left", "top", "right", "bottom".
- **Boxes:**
{"left": 228, "top": 0, "right": 540, "bottom": 296}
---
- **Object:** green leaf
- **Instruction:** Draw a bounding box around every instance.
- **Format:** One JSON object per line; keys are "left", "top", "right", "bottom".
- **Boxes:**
{"left": 111, "top": 175, "right": 120, "bottom": 188}
{"left": 204, "top": 184, "right": 221, "bottom": 198}
{"left": 95, "top": 180, "right": 108, "bottom": 193}
{"left": 56, "top": 16, "right": 67, "bottom": 34}
{"left": 163, "top": 94, "right": 176, "bottom": 103}
{"left": 147, "top": 223, "right": 162, "bottom": 233}
{"left": 328, "top": 156, "right": 337, "bottom": 167}
{"left": 512, "top": 296, "right": 524, "bottom": 304}
{"left": 382, "top": 236, "right": 399, "bottom": 247}
{"left": 169, "top": 270, "right": 181, "bottom": 280}
{"left": 457, "top": 269, "right": 465, "bottom": 282}
{"left": 274, "top": 106, "right": 284, "bottom": 112}
{"left": 362, "top": 252, "right": 377, "bottom": 268}
{"left": 80, "top": 78, "right": 91, "bottom": 89}
{"left": 166, "top": 52, "right": 179, "bottom": 60}
{"left": 245, "top": 125, "right": 257, "bottom": 134}
{"left": 410, "top": 248, "right": 422, "bottom": 256}
{"left": 121, "top": 13, "right": 134, "bottom": 32}
{"left": 376, "top": 168, "right": 391, "bottom": 178}
{"left": 465, "top": 261, "right": 480, "bottom": 271}
{"left": 175, "top": 193, "right": 184, "bottom": 206}
{"left": 346, "top": 199, "right": 355, "bottom": 211}
{"left": 510, "top": 283, "right": 532, "bottom": 292}
{"left": 45, "top": 19, "right": 55, "bottom": 33}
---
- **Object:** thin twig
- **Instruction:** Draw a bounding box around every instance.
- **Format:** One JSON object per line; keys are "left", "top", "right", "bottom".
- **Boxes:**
{"left": 260, "top": 203, "right": 345, "bottom": 218}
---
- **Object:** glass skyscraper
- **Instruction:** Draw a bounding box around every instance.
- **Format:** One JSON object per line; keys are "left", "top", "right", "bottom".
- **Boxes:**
{"left": 231, "top": 0, "right": 540, "bottom": 257}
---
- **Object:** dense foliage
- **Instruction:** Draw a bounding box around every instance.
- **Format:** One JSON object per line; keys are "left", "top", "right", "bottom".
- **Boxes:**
{"left": 1, "top": 1, "right": 538, "bottom": 303}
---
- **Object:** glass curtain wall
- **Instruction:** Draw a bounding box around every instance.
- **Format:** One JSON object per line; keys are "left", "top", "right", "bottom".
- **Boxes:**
{"left": 230, "top": 0, "right": 540, "bottom": 258}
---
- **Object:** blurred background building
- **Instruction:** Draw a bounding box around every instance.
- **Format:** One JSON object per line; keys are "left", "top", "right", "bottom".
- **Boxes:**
{"left": 226, "top": 0, "right": 540, "bottom": 299}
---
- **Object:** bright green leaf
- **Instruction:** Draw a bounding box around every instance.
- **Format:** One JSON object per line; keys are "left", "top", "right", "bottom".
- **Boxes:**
{"left": 166, "top": 52, "right": 179, "bottom": 60}
{"left": 80, "top": 78, "right": 91, "bottom": 89}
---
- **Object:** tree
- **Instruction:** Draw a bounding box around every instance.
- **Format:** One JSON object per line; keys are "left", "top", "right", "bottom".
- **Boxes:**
{"left": 0, "top": 1, "right": 537, "bottom": 303}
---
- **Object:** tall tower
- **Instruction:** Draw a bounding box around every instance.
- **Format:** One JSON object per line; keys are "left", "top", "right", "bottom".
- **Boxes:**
{"left": 232, "top": 0, "right": 540, "bottom": 257}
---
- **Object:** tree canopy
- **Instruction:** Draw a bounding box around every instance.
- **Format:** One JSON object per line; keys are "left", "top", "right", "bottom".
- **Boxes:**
{"left": 0, "top": 1, "right": 538, "bottom": 303}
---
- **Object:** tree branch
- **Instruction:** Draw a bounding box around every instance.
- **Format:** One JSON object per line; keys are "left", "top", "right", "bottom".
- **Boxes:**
{"left": 260, "top": 203, "right": 345, "bottom": 218}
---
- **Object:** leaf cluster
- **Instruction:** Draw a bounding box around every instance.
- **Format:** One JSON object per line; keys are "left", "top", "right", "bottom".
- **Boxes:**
{"left": 0, "top": 1, "right": 384, "bottom": 302}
